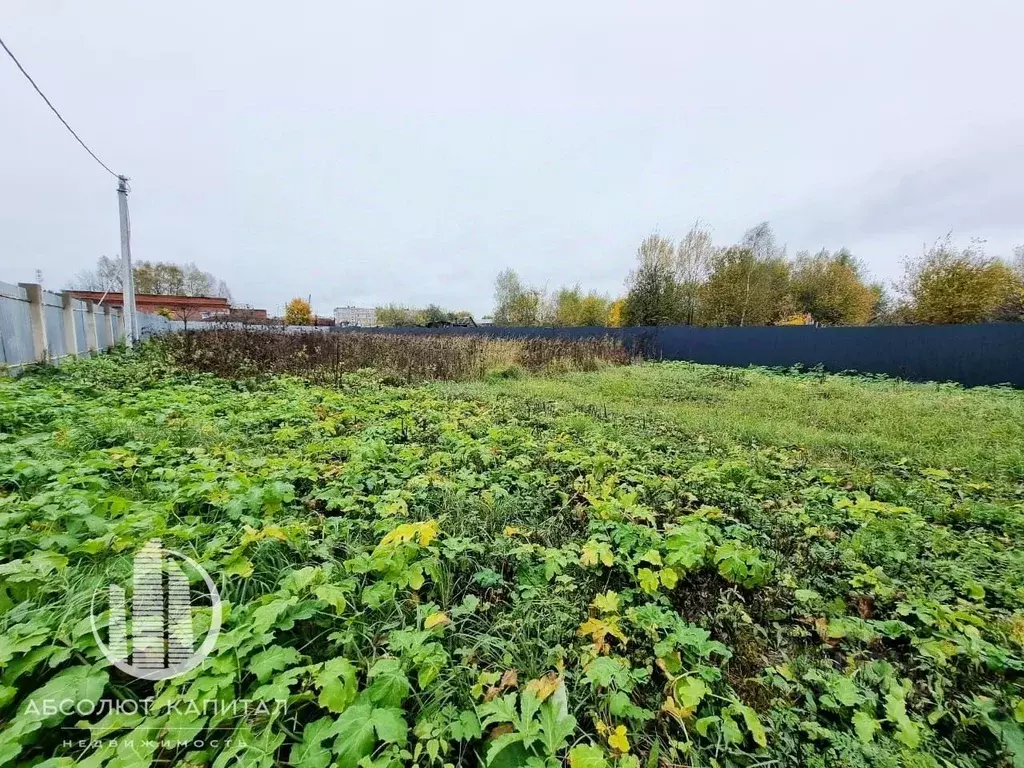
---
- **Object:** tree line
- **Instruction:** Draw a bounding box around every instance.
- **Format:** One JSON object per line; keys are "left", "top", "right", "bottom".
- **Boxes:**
{"left": 491, "top": 222, "right": 1024, "bottom": 327}
{"left": 71, "top": 256, "right": 232, "bottom": 301}
{"left": 375, "top": 304, "right": 475, "bottom": 326}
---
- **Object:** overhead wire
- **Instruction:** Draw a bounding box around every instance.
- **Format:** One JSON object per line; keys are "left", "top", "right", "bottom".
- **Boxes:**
{"left": 0, "top": 33, "right": 119, "bottom": 178}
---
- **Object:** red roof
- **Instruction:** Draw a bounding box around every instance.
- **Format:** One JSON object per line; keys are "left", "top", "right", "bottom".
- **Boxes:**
{"left": 68, "top": 291, "right": 230, "bottom": 308}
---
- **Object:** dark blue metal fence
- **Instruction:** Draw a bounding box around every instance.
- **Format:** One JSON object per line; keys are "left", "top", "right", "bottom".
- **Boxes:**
{"left": 331, "top": 323, "right": 1024, "bottom": 387}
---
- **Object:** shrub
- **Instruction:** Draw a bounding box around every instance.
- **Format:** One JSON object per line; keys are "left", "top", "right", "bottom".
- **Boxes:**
{"left": 157, "top": 329, "right": 631, "bottom": 383}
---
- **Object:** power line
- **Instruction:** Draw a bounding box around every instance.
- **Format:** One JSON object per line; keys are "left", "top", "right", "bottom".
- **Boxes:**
{"left": 0, "top": 34, "right": 119, "bottom": 178}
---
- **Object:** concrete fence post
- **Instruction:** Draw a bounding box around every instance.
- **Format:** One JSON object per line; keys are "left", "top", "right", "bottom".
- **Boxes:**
{"left": 84, "top": 301, "right": 99, "bottom": 354}
{"left": 18, "top": 282, "right": 48, "bottom": 363}
{"left": 61, "top": 292, "right": 79, "bottom": 359}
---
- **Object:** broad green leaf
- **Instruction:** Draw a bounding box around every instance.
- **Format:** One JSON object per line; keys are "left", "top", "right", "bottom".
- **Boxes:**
{"left": 674, "top": 677, "right": 707, "bottom": 710}
{"left": 736, "top": 703, "right": 767, "bottom": 748}
{"left": 282, "top": 566, "right": 321, "bottom": 593}
{"left": 221, "top": 554, "right": 254, "bottom": 578}
{"left": 250, "top": 645, "right": 302, "bottom": 683}
{"left": 370, "top": 707, "right": 408, "bottom": 745}
{"left": 828, "top": 676, "right": 862, "bottom": 708}
{"left": 18, "top": 665, "right": 108, "bottom": 728}
{"left": 251, "top": 595, "right": 299, "bottom": 633}
{"left": 584, "top": 657, "right": 628, "bottom": 688}
{"left": 315, "top": 657, "right": 358, "bottom": 714}
{"left": 330, "top": 704, "right": 377, "bottom": 768}
{"left": 162, "top": 709, "right": 206, "bottom": 747}
{"left": 664, "top": 523, "right": 711, "bottom": 570}
{"left": 538, "top": 687, "right": 577, "bottom": 755}
{"left": 313, "top": 584, "right": 348, "bottom": 614}
{"left": 568, "top": 744, "right": 608, "bottom": 768}
{"left": 852, "top": 711, "right": 879, "bottom": 744}
{"left": 76, "top": 708, "right": 143, "bottom": 739}
{"left": 485, "top": 731, "right": 528, "bottom": 768}
{"left": 363, "top": 658, "right": 410, "bottom": 708}
{"left": 291, "top": 717, "right": 334, "bottom": 768}
{"left": 721, "top": 712, "right": 743, "bottom": 744}
{"left": 449, "top": 709, "right": 482, "bottom": 741}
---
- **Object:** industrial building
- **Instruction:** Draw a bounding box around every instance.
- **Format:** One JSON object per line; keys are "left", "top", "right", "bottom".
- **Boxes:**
{"left": 333, "top": 306, "right": 377, "bottom": 327}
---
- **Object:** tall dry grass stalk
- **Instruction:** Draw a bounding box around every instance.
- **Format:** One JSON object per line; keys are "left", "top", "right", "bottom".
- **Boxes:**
{"left": 159, "top": 329, "right": 632, "bottom": 383}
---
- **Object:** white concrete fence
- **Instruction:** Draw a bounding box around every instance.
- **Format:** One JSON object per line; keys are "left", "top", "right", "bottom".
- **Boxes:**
{"left": 0, "top": 281, "right": 129, "bottom": 369}
{"left": 1, "top": 280, "right": 333, "bottom": 370}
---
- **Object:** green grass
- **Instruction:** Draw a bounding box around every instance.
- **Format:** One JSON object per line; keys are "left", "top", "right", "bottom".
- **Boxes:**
{"left": 446, "top": 361, "right": 1024, "bottom": 479}
{"left": 1, "top": 350, "right": 1022, "bottom": 768}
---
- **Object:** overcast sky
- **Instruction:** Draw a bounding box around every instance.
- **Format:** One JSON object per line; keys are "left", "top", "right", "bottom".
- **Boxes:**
{"left": 3, "top": 1, "right": 1023, "bottom": 319}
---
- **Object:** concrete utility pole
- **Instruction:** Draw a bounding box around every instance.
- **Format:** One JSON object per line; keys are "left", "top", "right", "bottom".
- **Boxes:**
{"left": 117, "top": 175, "right": 138, "bottom": 345}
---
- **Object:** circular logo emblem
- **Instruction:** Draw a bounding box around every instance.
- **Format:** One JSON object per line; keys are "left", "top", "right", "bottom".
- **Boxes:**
{"left": 90, "top": 539, "right": 222, "bottom": 681}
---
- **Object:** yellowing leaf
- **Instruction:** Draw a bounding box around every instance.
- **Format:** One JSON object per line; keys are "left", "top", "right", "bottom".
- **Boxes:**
{"left": 637, "top": 568, "right": 660, "bottom": 594}
{"left": 424, "top": 612, "right": 450, "bottom": 630}
{"left": 524, "top": 673, "right": 561, "bottom": 702}
{"left": 591, "top": 590, "right": 620, "bottom": 615}
{"left": 640, "top": 549, "right": 662, "bottom": 566}
{"left": 417, "top": 519, "right": 439, "bottom": 547}
{"left": 660, "top": 567, "right": 679, "bottom": 590}
{"left": 662, "top": 696, "right": 695, "bottom": 720}
{"left": 378, "top": 520, "right": 440, "bottom": 550}
{"left": 261, "top": 525, "right": 291, "bottom": 542}
{"left": 606, "top": 724, "right": 630, "bottom": 754}
{"left": 578, "top": 617, "right": 628, "bottom": 654}
{"left": 472, "top": 671, "right": 501, "bottom": 699}
{"left": 581, "top": 541, "right": 614, "bottom": 568}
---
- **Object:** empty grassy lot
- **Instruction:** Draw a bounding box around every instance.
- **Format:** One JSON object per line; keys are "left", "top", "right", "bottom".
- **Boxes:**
{"left": 447, "top": 361, "right": 1024, "bottom": 479}
{"left": 1, "top": 349, "right": 1022, "bottom": 768}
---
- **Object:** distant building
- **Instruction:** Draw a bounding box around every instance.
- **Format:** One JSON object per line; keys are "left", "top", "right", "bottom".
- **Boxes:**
{"left": 68, "top": 291, "right": 230, "bottom": 320}
{"left": 209, "top": 307, "right": 269, "bottom": 323}
{"left": 67, "top": 291, "right": 268, "bottom": 323}
{"left": 334, "top": 306, "right": 377, "bottom": 327}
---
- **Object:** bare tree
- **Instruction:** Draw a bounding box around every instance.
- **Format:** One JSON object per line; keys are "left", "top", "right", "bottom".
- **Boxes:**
{"left": 674, "top": 221, "right": 714, "bottom": 325}
{"left": 69, "top": 255, "right": 123, "bottom": 292}
{"left": 69, "top": 257, "right": 232, "bottom": 299}
{"left": 160, "top": 301, "right": 205, "bottom": 332}
{"left": 736, "top": 222, "right": 785, "bottom": 326}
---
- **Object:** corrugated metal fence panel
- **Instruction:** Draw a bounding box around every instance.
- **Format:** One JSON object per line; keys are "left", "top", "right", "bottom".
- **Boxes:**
{"left": 42, "top": 291, "right": 66, "bottom": 360}
{"left": 4, "top": 288, "right": 1023, "bottom": 387}
{"left": 95, "top": 314, "right": 109, "bottom": 349}
{"left": 330, "top": 323, "right": 1024, "bottom": 388}
{"left": 74, "top": 307, "right": 88, "bottom": 354}
{"left": 0, "top": 282, "right": 34, "bottom": 367}
{"left": 637, "top": 325, "right": 1024, "bottom": 387}
{"left": 137, "top": 312, "right": 172, "bottom": 336}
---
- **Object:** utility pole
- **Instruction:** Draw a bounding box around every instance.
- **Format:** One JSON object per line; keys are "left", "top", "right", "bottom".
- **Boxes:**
{"left": 117, "top": 175, "right": 137, "bottom": 346}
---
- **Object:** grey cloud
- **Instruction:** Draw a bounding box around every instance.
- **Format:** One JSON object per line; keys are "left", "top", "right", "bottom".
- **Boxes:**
{"left": 793, "top": 131, "right": 1024, "bottom": 245}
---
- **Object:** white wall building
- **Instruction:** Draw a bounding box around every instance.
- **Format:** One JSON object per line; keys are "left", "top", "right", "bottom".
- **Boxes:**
{"left": 334, "top": 306, "right": 378, "bottom": 327}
